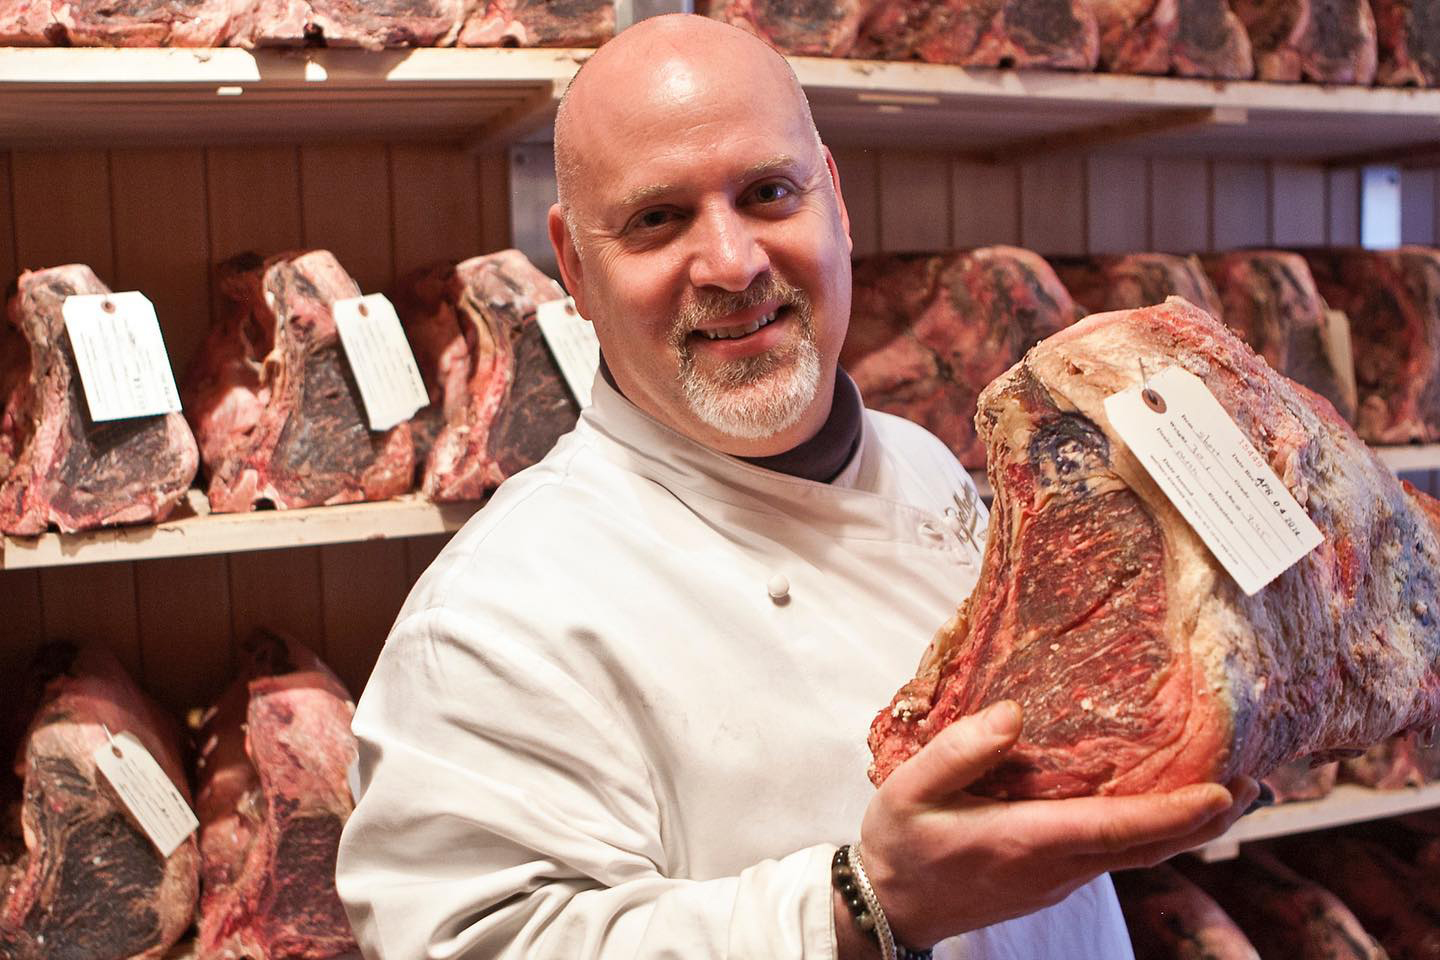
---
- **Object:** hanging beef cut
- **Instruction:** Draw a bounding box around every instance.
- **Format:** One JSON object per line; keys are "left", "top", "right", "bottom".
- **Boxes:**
{"left": 842, "top": 247, "right": 1082, "bottom": 471}
{"left": 1088, "top": 0, "right": 1253, "bottom": 77}
{"left": 1111, "top": 865, "right": 1260, "bottom": 960}
{"left": 1230, "top": 0, "right": 1378, "bottom": 83}
{"left": 851, "top": 0, "right": 1100, "bottom": 69}
{"left": 1304, "top": 247, "right": 1440, "bottom": 445}
{"left": 398, "top": 249, "right": 577, "bottom": 502}
{"left": 1202, "top": 251, "right": 1357, "bottom": 424}
{"left": 699, "top": 0, "right": 867, "bottom": 55}
{"left": 0, "top": 643, "right": 200, "bottom": 960}
{"left": 232, "top": 0, "right": 462, "bottom": 47}
{"left": 1178, "top": 848, "right": 1387, "bottom": 960}
{"left": 458, "top": 0, "right": 613, "bottom": 46}
{"left": 1050, "top": 251, "right": 1224, "bottom": 318}
{"left": 0, "top": 264, "right": 199, "bottom": 536}
{"left": 1374, "top": 0, "right": 1440, "bottom": 85}
{"left": 869, "top": 297, "right": 1440, "bottom": 798}
{"left": 193, "top": 631, "right": 358, "bottom": 960}
{"left": 183, "top": 250, "right": 415, "bottom": 513}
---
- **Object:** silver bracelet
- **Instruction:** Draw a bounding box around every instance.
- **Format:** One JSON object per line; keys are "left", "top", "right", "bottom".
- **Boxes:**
{"left": 847, "top": 844, "right": 897, "bottom": 960}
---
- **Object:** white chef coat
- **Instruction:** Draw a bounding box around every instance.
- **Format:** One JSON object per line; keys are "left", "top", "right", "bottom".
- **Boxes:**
{"left": 336, "top": 374, "right": 1133, "bottom": 960}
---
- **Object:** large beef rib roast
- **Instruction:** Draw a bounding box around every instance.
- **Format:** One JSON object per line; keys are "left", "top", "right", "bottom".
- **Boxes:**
{"left": 458, "top": 0, "right": 613, "bottom": 46}
{"left": 232, "top": 0, "right": 463, "bottom": 47}
{"left": 183, "top": 250, "right": 415, "bottom": 513}
{"left": 699, "top": 0, "right": 867, "bottom": 55}
{"left": 1087, "top": 0, "right": 1255, "bottom": 78}
{"left": 842, "top": 246, "right": 1082, "bottom": 470}
{"left": 1050, "top": 251, "right": 1224, "bottom": 318}
{"left": 852, "top": 0, "right": 1100, "bottom": 69}
{"left": 1111, "top": 864, "right": 1260, "bottom": 960}
{"left": 0, "top": 643, "right": 200, "bottom": 960}
{"left": 869, "top": 297, "right": 1440, "bottom": 798}
{"left": 399, "top": 249, "right": 577, "bottom": 501}
{"left": 193, "top": 631, "right": 359, "bottom": 960}
{"left": 1169, "top": 0, "right": 1254, "bottom": 76}
{"left": 1230, "top": 0, "right": 1378, "bottom": 84}
{"left": 0, "top": 0, "right": 242, "bottom": 44}
{"left": 0, "top": 264, "right": 199, "bottom": 535}
{"left": 1303, "top": 246, "right": 1440, "bottom": 445}
{"left": 1374, "top": 0, "right": 1440, "bottom": 85}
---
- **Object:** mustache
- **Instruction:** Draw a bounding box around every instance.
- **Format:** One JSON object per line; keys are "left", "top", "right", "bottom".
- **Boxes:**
{"left": 671, "top": 275, "right": 811, "bottom": 344}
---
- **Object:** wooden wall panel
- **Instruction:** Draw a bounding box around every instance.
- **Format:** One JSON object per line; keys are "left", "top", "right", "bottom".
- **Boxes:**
{"left": 1327, "top": 168, "right": 1361, "bottom": 245}
{"left": 1271, "top": 162, "right": 1326, "bottom": 248}
{"left": 1149, "top": 157, "right": 1209, "bottom": 252}
{"left": 831, "top": 146, "right": 880, "bottom": 257}
{"left": 477, "top": 147, "right": 513, "bottom": 254}
{"left": 11, "top": 150, "right": 114, "bottom": 277}
{"left": 39, "top": 563, "right": 141, "bottom": 679}
{"left": 134, "top": 556, "right": 232, "bottom": 713}
{"left": 300, "top": 143, "right": 395, "bottom": 294}
{"left": 1401, "top": 169, "right": 1437, "bottom": 245}
{"left": 391, "top": 144, "right": 482, "bottom": 275}
{"left": 205, "top": 145, "right": 304, "bottom": 264}
{"left": 321, "top": 541, "right": 410, "bottom": 696}
{"left": 1212, "top": 160, "right": 1271, "bottom": 250}
{"left": 0, "top": 153, "right": 15, "bottom": 283}
{"left": 1086, "top": 154, "right": 1148, "bottom": 254}
{"left": 952, "top": 161, "right": 1019, "bottom": 249}
{"left": 878, "top": 152, "right": 951, "bottom": 252}
{"left": 1019, "top": 155, "right": 1085, "bottom": 255}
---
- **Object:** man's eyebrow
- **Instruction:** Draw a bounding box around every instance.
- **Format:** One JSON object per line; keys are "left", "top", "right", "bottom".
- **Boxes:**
{"left": 618, "top": 183, "right": 677, "bottom": 211}
{"left": 736, "top": 156, "right": 802, "bottom": 183}
{"left": 614, "top": 156, "right": 806, "bottom": 211}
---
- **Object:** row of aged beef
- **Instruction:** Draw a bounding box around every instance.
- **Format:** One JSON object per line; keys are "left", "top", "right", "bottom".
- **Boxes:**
{"left": 0, "top": 0, "right": 612, "bottom": 49}
{"left": 0, "top": 633, "right": 358, "bottom": 960}
{"left": 0, "top": 248, "right": 578, "bottom": 535}
{"left": 710, "top": 0, "right": 1440, "bottom": 86}
{"left": 1264, "top": 729, "right": 1440, "bottom": 802}
{"left": 845, "top": 245, "right": 1440, "bottom": 470}
{"left": 1118, "top": 815, "right": 1440, "bottom": 959}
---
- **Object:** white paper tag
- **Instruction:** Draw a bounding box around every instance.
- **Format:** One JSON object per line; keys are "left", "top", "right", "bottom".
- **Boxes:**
{"left": 1103, "top": 366, "right": 1324, "bottom": 596}
{"left": 93, "top": 730, "right": 199, "bottom": 858}
{"left": 535, "top": 297, "right": 599, "bottom": 408}
{"left": 61, "top": 292, "right": 182, "bottom": 422}
{"left": 332, "top": 294, "right": 430, "bottom": 432}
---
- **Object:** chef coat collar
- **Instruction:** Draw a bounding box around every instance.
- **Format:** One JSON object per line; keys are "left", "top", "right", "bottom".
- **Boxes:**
{"left": 596, "top": 354, "right": 863, "bottom": 484}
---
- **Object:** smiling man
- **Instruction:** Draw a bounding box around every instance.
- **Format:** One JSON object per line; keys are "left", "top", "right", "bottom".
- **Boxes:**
{"left": 336, "top": 14, "right": 1256, "bottom": 960}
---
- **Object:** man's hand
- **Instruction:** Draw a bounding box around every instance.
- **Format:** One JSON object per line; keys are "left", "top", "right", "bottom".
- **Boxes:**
{"left": 852, "top": 700, "right": 1258, "bottom": 951}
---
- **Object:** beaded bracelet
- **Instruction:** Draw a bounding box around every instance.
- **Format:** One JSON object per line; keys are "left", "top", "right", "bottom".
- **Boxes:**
{"left": 831, "top": 845, "right": 934, "bottom": 960}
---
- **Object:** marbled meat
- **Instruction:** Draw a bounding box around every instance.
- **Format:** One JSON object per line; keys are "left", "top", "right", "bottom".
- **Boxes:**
{"left": 1087, "top": 0, "right": 1254, "bottom": 77}
{"left": 1339, "top": 730, "right": 1440, "bottom": 788}
{"left": 1231, "top": 0, "right": 1378, "bottom": 83}
{"left": 851, "top": 0, "right": 1100, "bottom": 69}
{"left": 1111, "top": 864, "right": 1260, "bottom": 960}
{"left": 842, "top": 246, "right": 1082, "bottom": 470}
{"left": 459, "top": 0, "right": 613, "bottom": 46}
{"left": 1262, "top": 757, "right": 1338, "bottom": 802}
{"left": 699, "top": 0, "right": 867, "bottom": 55}
{"left": 0, "top": 264, "right": 199, "bottom": 535}
{"left": 0, "top": 643, "right": 200, "bottom": 960}
{"left": 1050, "top": 251, "right": 1224, "bottom": 318}
{"left": 399, "top": 249, "right": 577, "bottom": 501}
{"left": 183, "top": 250, "right": 415, "bottom": 513}
{"left": 1169, "top": 0, "right": 1254, "bottom": 77}
{"left": 1374, "top": 0, "right": 1440, "bottom": 85}
{"left": 193, "top": 631, "right": 358, "bottom": 960}
{"left": 0, "top": 0, "right": 242, "bottom": 44}
{"left": 869, "top": 297, "right": 1440, "bottom": 798}
{"left": 1202, "top": 250, "right": 1358, "bottom": 424}
{"left": 232, "top": 0, "right": 463, "bottom": 47}
{"left": 1303, "top": 247, "right": 1440, "bottom": 445}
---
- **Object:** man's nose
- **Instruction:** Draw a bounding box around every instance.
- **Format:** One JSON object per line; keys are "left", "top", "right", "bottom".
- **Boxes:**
{"left": 687, "top": 204, "right": 770, "bottom": 292}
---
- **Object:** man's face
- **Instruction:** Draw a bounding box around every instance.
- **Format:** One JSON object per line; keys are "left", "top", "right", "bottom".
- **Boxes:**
{"left": 550, "top": 50, "right": 853, "bottom": 455}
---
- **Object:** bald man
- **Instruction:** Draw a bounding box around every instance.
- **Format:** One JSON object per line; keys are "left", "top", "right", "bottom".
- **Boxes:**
{"left": 336, "top": 14, "right": 1256, "bottom": 959}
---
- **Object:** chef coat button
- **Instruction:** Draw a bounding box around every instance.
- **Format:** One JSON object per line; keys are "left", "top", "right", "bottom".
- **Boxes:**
{"left": 767, "top": 573, "right": 790, "bottom": 601}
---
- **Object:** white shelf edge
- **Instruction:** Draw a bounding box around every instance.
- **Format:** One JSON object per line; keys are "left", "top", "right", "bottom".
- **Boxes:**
{"left": 0, "top": 491, "right": 479, "bottom": 569}
{"left": 1196, "top": 781, "right": 1440, "bottom": 861}
{"left": 1373, "top": 443, "right": 1440, "bottom": 474}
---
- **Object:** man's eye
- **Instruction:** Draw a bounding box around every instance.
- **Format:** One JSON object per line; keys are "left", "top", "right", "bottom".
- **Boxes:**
{"left": 751, "top": 182, "right": 792, "bottom": 204}
{"left": 631, "top": 209, "right": 674, "bottom": 231}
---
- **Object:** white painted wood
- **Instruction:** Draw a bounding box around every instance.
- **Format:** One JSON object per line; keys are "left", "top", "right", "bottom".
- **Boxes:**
{"left": 1212, "top": 159, "right": 1271, "bottom": 249}
{"left": 952, "top": 161, "right": 1019, "bottom": 249}
{"left": 0, "top": 492, "right": 480, "bottom": 569}
{"left": 1019, "top": 154, "right": 1085, "bottom": 255}
{"left": 1149, "top": 156, "right": 1209, "bottom": 252}
{"left": 1270, "top": 162, "right": 1326, "bottom": 247}
{"left": 1401, "top": 168, "right": 1437, "bottom": 246}
{"left": 878, "top": 151, "right": 951, "bottom": 252}
{"left": 1086, "top": 153, "right": 1148, "bottom": 254}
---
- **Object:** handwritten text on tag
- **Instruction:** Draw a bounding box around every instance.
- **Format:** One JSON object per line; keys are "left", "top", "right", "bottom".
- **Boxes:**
{"left": 93, "top": 730, "right": 198, "bottom": 858}
{"left": 332, "top": 294, "right": 430, "bottom": 432}
{"left": 535, "top": 297, "right": 599, "bottom": 408}
{"left": 61, "top": 292, "right": 182, "bottom": 422}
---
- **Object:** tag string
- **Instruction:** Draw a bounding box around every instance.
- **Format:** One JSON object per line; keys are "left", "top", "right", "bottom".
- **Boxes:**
{"left": 101, "top": 723, "right": 123, "bottom": 759}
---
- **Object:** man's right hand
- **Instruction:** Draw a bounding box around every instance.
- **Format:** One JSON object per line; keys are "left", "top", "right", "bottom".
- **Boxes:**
{"left": 844, "top": 700, "right": 1258, "bottom": 953}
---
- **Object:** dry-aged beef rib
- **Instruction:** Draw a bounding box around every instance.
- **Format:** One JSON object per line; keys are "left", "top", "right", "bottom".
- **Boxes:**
{"left": 183, "top": 250, "right": 415, "bottom": 513}
{"left": 1111, "top": 865, "right": 1260, "bottom": 960}
{"left": 1303, "top": 246, "right": 1440, "bottom": 445}
{"left": 869, "top": 297, "right": 1440, "bottom": 798}
{"left": 0, "top": 0, "right": 241, "bottom": 44}
{"left": 1231, "top": 0, "right": 1378, "bottom": 83}
{"left": 1088, "top": 0, "right": 1254, "bottom": 78}
{"left": 0, "top": 264, "right": 199, "bottom": 535}
{"left": 1051, "top": 251, "right": 1224, "bottom": 318}
{"left": 400, "top": 250, "right": 577, "bottom": 501}
{"left": 1374, "top": 0, "right": 1440, "bottom": 85}
{"left": 1202, "top": 251, "right": 1357, "bottom": 424}
{"left": 0, "top": 643, "right": 200, "bottom": 960}
{"left": 1262, "top": 757, "right": 1338, "bottom": 802}
{"left": 194, "top": 631, "right": 358, "bottom": 960}
{"left": 459, "top": 0, "right": 613, "bottom": 46}
{"left": 842, "top": 247, "right": 1081, "bottom": 470}
{"left": 699, "top": 0, "right": 866, "bottom": 55}
{"left": 1170, "top": 0, "right": 1254, "bottom": 77}
{"left": 852, "top": 0, "right": 1100, "bottom": 69}
{"left": 233, "top": 0, "right": 463, "bottom": 47}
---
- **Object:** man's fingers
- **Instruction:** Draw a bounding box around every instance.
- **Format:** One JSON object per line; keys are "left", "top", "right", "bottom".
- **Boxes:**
{"left": 1012, "top": 781, "right": 1241, "bottom": 856}
{"left": 1080, "top": 778, "right": 1258, "bottom": 872}
{"left": 885, "top": 700, "right": 1023, "bottom": 805}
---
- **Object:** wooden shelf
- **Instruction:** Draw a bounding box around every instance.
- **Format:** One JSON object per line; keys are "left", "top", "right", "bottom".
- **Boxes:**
{"left": 3, "top": 47, "right": 1440, "bottom": 159}
{"left": 1197, "top": 781, "right": 1440, "bottom": 861}
{"left": 0, "top": 489, "right": 479, "bottom": 569}
{"left": 1374, "top": 443, "right": 1440, "bottom": 474}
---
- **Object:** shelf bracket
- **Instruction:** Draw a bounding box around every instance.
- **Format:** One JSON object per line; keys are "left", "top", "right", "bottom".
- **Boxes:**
{"left": 963, "top": 106, "right": 1248, "bottom": 165}
{"left": 463, "top": 79, "right": 566, "bottom": 153}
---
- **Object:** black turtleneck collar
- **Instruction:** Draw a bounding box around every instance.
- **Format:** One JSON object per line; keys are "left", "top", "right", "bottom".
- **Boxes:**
{"left": 597, "top": 355, "right": 863, "bottom": 483}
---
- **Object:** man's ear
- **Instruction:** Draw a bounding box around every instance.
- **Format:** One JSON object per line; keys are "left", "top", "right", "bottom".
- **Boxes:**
{"left": 822, "top": 146, "right": 854, "bottom": 257}
{"left": 548, "top": 203, "right": 588, "bottom": 316}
